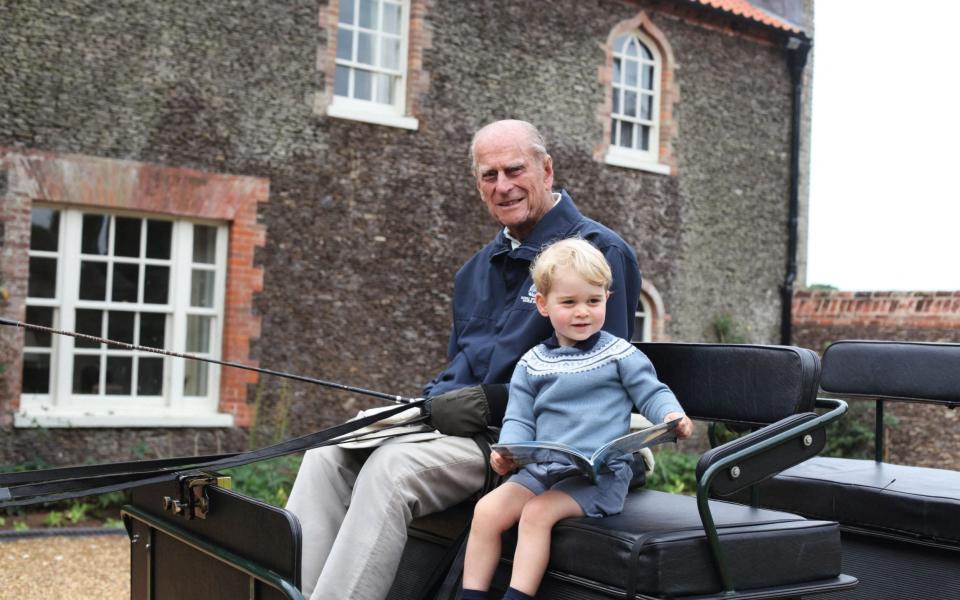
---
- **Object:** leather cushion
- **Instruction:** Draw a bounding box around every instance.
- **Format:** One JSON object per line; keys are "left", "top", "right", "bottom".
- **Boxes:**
{"left": 821, "top": 341, "right": 960, "bottom": 404}
{"left": 638, "top": 343, "right": 821, "bottom": 427}
{"left": 413, "top": 490, "right": 841, "bottom": 597}
{"left": 749, "top": 456, "right": 960, "bottom": 545}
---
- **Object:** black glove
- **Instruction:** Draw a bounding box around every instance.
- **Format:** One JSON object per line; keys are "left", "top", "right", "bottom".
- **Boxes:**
{"left": 425, "top": 385, "right": 491, "bottom": 437}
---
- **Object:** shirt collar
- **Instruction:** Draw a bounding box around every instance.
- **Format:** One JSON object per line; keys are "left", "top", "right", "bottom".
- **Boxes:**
{"left": 501, "top": 193, "right": 562, "bottom": 250}
{"left": 493, "top": 190, "right": 583, "bottom": 259}
{"left": 542, "top": 331, "right": 603, "bottom": 351}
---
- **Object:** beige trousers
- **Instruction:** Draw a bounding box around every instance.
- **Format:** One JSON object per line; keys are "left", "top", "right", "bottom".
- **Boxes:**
{"left": 286, "top": 435, "right": 486, "bottom": 600}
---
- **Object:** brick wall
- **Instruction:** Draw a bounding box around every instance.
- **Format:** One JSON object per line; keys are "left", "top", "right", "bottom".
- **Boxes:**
{"left": 793, "top": 289, "right": 960, "bottom": 469}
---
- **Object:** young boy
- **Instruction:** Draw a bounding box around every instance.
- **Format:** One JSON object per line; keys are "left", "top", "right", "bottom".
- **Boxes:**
{"left": 461, "top": 238, "right": 694, "bottom": 600}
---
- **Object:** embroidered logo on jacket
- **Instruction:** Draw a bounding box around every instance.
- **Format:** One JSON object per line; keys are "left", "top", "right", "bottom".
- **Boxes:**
{"left": 520, "top": 336, "right": 637, "bottom": 376}
{"left": 520, "top": 283, "right": 537, "bottom": 304}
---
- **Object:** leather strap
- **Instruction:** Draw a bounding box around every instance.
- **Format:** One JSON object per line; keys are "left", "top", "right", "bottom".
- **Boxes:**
{"left": 0, "top": 400, "right": 424, "bottom": 507}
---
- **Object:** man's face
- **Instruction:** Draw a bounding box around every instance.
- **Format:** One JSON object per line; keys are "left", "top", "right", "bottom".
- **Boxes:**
{"left": 473, "top": 130, "right": 554, "bottom": 241}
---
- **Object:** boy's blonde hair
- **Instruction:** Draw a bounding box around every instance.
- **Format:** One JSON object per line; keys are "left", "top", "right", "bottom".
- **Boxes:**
{"left": 531, "top": 238, "right": 613, "bottom": 296}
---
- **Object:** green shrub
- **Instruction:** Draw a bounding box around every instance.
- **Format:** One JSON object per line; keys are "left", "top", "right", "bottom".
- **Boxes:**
{"left": 224, "top": 454, "right": 303, "bottom": 508}
{"left": 646, "top": 449, "right": 698, "bottom": 495}
{"left": 822, "top": 400, "right": 897, "bottom": 460}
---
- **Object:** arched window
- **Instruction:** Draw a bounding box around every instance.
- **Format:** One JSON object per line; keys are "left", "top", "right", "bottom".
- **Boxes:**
{"left": 608, "top": 31, "right": 661, "bottom": 166}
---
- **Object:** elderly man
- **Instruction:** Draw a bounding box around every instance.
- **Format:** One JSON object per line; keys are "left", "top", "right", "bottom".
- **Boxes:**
{"left": 286, "top": 119, "right": 642, "bottom": 600}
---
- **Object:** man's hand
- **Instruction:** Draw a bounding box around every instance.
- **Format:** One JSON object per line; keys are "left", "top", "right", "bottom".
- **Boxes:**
{"left": 664, "top": 411, "right": 694, "bottom": 440}
{"left": 425, "top": 385, "right": 490, "bottom": 437}
{"left": 489, "top": 450, "right": 515, "bottom": 476}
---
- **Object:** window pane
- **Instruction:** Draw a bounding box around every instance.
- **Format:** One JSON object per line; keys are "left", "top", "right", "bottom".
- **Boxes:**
{"left": 624, "top": 37, "right": 638, "bottom": 57}
{"left": 81, "top": 214, "right": 109, "bottom": 255}
{"left": 191, "top": 270, "right": 215, "bottom": 308}
{"left": 354, "top": 69, "right": 372, "bottom": 100}
{"left": 30, "top": 208, "right": 60, "bottom": 251}
{"left": 612, "top": 58, "right": 621, "bottom": 86}
{"left": 639, "top": 41, "right": 653, "bottom": 60}
{"left": 138, "top": 357, "right": 164, "bottom": 395}
{"left": 639, "top": 125, "right": 651, "bottom": 151}
{"left": 108, "top": 310, "right": 135, "bottom": 344}
{"left": 624, "top": 91, "right": 637, "bottom": 117}
{"left": 611, "top": 118, "right": 619, "bottom": 146}
{"left": 374, "top": 73, "right": 394, "bottom": 105}
{"left": 25, "top": 306, "right": 54, "bottom": 347}
{"left": 193, "top": 226, "right": 217, "bottom": 264}
{"left": 144, "top": 265, "right": 170, "bottom": 304}
{"left": 359, "top": 0, "right": 377, "bottom": 29}
{"left": 357, "top": 31, "right": 374, "bottom": 65}
{"left": 337, "top": 28, "right": 354, "bottom": 61}
{"left": 632, "top": 316, "right": 647, "bottom": 342}
{"left": 620, "top": 121, "right": 634, "bottom": 148}
{"left": 28, "top": 257, "right": 57, "bottom": 298}
{"left": 75, "top": 309, "right": 103, "bottom": 348}
{"left": 335, "top": 65, "right": 351, "bottom": 97}
{"left": 146, "top": 220, "right": 172, "bottom": 259}
{"left": 339, "top": 0, "right": 355, "bottom": 24}
{"left": 186, "top": 315, "right": 212, "bottom": 353}
{"left": 73, "top": 355, "right": 101, "bottom": 394}
{"left": 642, "top": 64, "right": 654, "bottom": 90}
{"left": 79, "top": 261, "right": 107, "bottom": 300}
{"left": 380, "top": 36, "right": 400, "bottom": 70}
{"left": 140, "top": 313, "right": 166, "bottom": 348}
{"left": 614, "top": 34, "right": 630, "bottom": 53}
{"left": 106, "top": 356, "right": 132, "bottom": 395}
{"left": 184, "top": 361, "right": 209, "bottom": 396}
{"left": 641, "top": 94, "right": 653, "bottom": 120}
{"left": 112, "top": 263, "right": 139, "bottom": 302}
{"left": 383, "top": 2, "right": 401, "bottom": 34}
{"left": 22, "top": 353, "right": 51, "bottom": 394}
{"left": 114, "top": 217, "right": 141, "bottom": 257}
{"left": 624, "top": 60, "right": 638, "bottom": 87}
{"left": 612, "top": 88, "right": 620, "bottom": 115}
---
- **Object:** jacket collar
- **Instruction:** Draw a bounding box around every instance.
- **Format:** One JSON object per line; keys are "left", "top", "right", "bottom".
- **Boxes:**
{"left": 491, "top": 190, "right": 583, "bottom": 261}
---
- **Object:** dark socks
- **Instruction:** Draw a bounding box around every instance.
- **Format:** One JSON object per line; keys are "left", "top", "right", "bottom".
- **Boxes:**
{"left": 502, "top": 587, "right": 534, "bottom": 600}
{"left": 461, "top": 589, "right": 488, "bottom": 600}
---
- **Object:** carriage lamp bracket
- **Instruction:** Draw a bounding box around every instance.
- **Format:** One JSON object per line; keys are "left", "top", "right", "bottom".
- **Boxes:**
{"left": 162, "top": 472, "right": 232, "bottom": 520}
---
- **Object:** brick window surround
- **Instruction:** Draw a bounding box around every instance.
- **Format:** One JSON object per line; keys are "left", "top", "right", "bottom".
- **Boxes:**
{"left": 596, "top": 12, "right": 678, "bottom": 176}
{"left": 315, "top": 0, "right": 432, "bottom": 130}
{"left": 642, "top": 279, "right": 670, "bottom": 342}
{"left": 0, "top": 149, "right": 268, "bottom": 427}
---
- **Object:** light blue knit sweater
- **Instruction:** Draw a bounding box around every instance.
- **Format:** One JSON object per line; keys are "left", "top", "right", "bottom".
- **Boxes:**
{"left": 499, "top": 331, "right": 683, "bottom": 457}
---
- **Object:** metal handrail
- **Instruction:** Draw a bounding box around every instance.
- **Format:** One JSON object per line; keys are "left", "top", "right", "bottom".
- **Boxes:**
{"left": 695, "top": 398, "right": 849, "bottom": 593}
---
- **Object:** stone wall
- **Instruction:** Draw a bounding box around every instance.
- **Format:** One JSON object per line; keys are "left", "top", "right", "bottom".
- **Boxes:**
{"left": 0, "top": 1, "right": 804, "bottom": 465}
{"left": 793, "top": 289, "right": 960, "bottom": 469}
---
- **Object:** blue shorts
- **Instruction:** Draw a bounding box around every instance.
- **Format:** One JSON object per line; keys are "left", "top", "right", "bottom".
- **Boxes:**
{"left": 507, "top": 459, "right": 634, "bottom": 518}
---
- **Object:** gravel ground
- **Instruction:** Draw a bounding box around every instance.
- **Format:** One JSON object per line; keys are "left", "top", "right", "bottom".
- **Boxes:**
{"left": 0, "top": 533, "right": 128, "bottom": 599}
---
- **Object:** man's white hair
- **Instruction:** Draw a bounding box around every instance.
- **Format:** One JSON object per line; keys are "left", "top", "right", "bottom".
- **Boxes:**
{"left": 469, "top": 119, "right": 548, "bottom": 174}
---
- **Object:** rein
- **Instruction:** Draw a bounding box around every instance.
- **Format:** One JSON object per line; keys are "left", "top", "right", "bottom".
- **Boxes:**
{"left": 0, "top": 318, "right": 428, "bottom": 507}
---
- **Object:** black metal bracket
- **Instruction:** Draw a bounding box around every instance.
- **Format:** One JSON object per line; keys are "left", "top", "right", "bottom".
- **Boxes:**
{"left": 161, "top": 472, "right": 232, "bottom": 520}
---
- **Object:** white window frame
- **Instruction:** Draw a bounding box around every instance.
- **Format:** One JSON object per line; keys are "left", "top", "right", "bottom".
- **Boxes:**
{"left": 17, "top": 205, "right": 231, "bottom": 428}
{"left": 605, "top": 30, "right": 670, "bottom": 175}
{"left": 327, "top": 0, "right": 419, "bottom": 130}
{"left": 632, "top": 294, "right": 653, "bottom": 343}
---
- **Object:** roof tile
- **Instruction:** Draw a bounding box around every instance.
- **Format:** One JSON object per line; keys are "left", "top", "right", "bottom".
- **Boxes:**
{"left": 693, "top": 0, "right": 802, "bottom": 34}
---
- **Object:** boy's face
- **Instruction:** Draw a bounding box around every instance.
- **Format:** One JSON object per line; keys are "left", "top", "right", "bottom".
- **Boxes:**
{"left": 535, "top": 267, "right": 609, "bottom": 347}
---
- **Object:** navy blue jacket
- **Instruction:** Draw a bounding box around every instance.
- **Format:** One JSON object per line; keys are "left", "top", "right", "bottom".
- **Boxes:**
{"left": 424, "top": 191, "right": 642, "bottom": 403}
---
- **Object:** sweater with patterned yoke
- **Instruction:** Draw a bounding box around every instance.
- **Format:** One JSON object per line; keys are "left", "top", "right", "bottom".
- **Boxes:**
{"left": 499, "top": 330, "right": 683, "bottom": 457}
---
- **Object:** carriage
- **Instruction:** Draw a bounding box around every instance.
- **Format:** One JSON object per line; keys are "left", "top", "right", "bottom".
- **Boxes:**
{"left": 3, "top": 336, "right": 959, "bottom": 599}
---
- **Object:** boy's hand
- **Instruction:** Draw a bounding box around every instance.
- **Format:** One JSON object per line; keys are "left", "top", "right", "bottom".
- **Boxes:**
{"left": 664, "top": 412, "right": 694, "bottom": 440}
{"left": 489, "top": 450, "right": 515, "bottom": 475}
